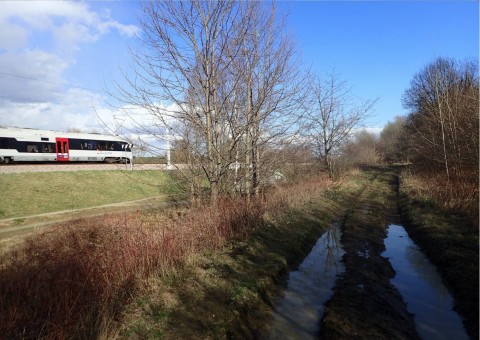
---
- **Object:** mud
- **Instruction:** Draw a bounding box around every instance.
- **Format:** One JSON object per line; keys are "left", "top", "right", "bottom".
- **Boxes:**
{"left": 398, "top": 177, "right": 479, "bottom": 339}
{"left": 319, "top": 170, "right": 420, "bottom": 339}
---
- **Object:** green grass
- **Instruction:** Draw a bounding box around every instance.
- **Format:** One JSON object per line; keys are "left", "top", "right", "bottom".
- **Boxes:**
{"left": 0, "top": 170, "right": 182, "bottom": 219}
{"left": 117, "top": 172, "right": 367, "bottom": 339}
{"left": 134, "top": 156, "right": 167, "bottom": 164}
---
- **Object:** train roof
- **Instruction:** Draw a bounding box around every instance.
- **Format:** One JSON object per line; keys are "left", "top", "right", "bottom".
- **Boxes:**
{"left": 0, "top": 126, "right": 129, "bottom": 142}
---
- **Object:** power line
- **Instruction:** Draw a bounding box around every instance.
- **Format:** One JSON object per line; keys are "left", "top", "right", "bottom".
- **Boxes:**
{"left": 0, "top": 94, "right": 100, "bottom": 110}
{"left": 0, "top": 71, "right": 103, "bottom": 94}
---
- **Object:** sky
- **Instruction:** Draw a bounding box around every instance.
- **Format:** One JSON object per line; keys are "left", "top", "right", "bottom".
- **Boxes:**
{"left": 0, "top": 1, "right": 478, "bottom": 135}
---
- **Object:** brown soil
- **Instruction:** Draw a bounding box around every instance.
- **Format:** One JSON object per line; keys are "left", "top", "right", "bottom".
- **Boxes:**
{"left": 319, "top": 170, "right": 420, "bottom": 339}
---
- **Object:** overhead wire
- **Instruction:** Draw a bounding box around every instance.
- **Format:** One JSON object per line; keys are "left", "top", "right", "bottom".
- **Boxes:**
{"left": 0, "top": 71, "right": 103, "bottom": 94}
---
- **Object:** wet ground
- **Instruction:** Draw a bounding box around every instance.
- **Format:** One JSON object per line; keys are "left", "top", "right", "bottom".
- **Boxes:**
{"left": 318, "top": 171, "right": 421, "bottom": 339}
{"left": 383, "top": 224, "right": 468, "bottom": 340}
{"left": 273, "top": 169, "right": 475, "bottom": 339}
{"left": 268, "top": 222, "right": 345, "bottom": 339}
{"left": 75, "top": 167, "right": 476, "bottom": 339}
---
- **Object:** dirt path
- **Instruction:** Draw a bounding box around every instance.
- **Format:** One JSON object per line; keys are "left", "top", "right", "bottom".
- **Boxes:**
{"left": 319, "top": 169, "right": 420, "bottom": 339}
{"left": 0, "top": 195, "right": 171, "bottom": 240}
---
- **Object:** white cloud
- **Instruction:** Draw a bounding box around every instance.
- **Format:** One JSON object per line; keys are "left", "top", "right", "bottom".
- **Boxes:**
{"left": 0, "top": 88, "right": 113, "bottom": 132}
{"left": 0, "top": 1, "right": 139, "bottom": 132}
{"left": 0, "top": 2, "right": 138, "bottom": 53}
{"left": 0, "top": 50, "right": 69, "bottom": 102}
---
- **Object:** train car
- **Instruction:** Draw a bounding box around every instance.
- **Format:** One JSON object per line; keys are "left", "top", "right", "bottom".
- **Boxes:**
{"left": 0, "top": 126, "right": 133, "bottom": 164}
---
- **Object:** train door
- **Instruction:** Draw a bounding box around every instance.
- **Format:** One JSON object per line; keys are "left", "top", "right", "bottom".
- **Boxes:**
{"left": 55, "top": 138, "right": 70, "bottom": 161}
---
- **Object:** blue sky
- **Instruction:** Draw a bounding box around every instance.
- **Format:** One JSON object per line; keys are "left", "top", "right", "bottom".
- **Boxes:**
{"left": 0, "top": 1, "right": 478, "bottom": 133}
{"left": 283, "top": 1, "right": 479, "bottom": 128}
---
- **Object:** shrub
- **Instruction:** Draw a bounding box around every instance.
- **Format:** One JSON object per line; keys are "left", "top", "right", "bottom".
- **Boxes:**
{"left": 0, "top": 174, "right": 333, "bottom": 338}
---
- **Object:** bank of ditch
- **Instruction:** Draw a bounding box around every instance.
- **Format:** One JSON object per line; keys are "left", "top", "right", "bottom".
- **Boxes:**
{"left": 398, "top": 170, "right": 479, "bottom": 339}
{"left": 0, "top": 171, "right": 366, "bottom": 339}
{"left": 114, "top": 171, "right": 370, "bottom": 338}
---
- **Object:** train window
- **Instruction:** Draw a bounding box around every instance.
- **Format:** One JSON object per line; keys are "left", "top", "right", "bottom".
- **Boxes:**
{"left": 27, "top": 144, "right": 39, "bottom": 153}
{"left": 96, "top": 141, "right": 108, "bottom": 150}
{"left": 68, "top": 139, "right": 81, "bottom": 150}
{"left": 0, "top": 137, "right": 16, "bottom": 149}
{"left": 42, "top": 143, "right": 55, "bottom": 153}
{"left": 78, "top": 140, "right": 95, "bottom": 150}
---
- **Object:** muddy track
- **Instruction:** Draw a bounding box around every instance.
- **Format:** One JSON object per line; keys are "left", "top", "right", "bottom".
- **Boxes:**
{"left": 319, "top": 170, "right": 420, "bottom": 339}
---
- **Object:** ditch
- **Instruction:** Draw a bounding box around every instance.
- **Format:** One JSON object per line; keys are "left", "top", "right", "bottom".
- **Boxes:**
{"left": 114, "top": 167, "right": 477, "bottom": 339}
{"left": 269, "top": 168, "right": 474, "bottom": 339}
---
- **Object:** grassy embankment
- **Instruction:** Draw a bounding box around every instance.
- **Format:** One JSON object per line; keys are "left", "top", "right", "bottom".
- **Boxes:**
{"left": 0, "top": 170, "right": 182, "bottom": 219}
{"left": 398, "top": 169, "right": 479, "bottom": 339}
{"left": 116, "top": 173, "right": 369, "bottom": 339}
{"left": 0, "top": 170, "right": 368, "bottom": 339}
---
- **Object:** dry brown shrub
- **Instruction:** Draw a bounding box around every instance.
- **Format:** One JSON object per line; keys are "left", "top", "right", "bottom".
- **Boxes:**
{"left": 401, "top": 170, "right": 478, "bottom": 227}
{"left": 0, "top": 174, "right": 333, "bottom": 338}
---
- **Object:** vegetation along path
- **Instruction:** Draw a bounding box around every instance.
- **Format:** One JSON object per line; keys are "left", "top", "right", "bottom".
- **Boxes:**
{"left": 1, "top": 167, "right": 476, "bottom": 339}
{"left": 112, "top": 167, "right": 475, "bottom": 339}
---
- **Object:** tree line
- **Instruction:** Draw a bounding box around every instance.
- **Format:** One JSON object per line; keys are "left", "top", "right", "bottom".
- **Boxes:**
{"left": 379, "top": 57, "right": 478, "bottom": 182}
{"left": 110, "top": 1, "right": 477, "bottom": 207}
{"left": 110, "top": 0, "right": 374, "bottom": 203}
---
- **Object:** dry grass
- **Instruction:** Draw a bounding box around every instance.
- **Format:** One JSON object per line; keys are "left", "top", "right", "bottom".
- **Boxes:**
{"left": 400, "top": 170, "right": 478, "bottom": 227}
{"left": 0, "top": 173, "right": 334, "bottom": 339}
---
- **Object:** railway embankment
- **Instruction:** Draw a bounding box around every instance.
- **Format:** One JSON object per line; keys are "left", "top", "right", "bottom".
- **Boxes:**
{"left": 1, "top": 167, "right": 477, "bottom": 339}
{"left": 0, "top": 162, "right": 173, "bottom": 173}
{"left": 0, "top": 169, "right": 180, "bottom": 219}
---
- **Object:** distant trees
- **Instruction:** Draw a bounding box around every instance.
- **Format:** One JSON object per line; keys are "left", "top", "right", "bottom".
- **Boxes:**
{"left": 402, "top": 57, "right": 479, "bottom": 181}
{"left": 377, "top": 57, "right": 479, "bottom": 225}
{"left": 112, "top": 1, "right": 304, "bottom": 203}
{"left": 304, "top": 72, "right": 377, "bottom": 178}
{"left": 343, "top": 130, "right": 380, "bottom": 167}
{"left": 377, "top": 116, "right": 409, "bottom": 164}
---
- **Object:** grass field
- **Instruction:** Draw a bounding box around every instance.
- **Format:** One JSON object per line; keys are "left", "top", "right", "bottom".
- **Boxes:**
{"left": 0, "top": 170, "right": 181, "bottom": 219}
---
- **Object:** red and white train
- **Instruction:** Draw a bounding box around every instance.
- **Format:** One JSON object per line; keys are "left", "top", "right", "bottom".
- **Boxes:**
{"left": 0, "top": 126, "right": 133, "bottom": 164}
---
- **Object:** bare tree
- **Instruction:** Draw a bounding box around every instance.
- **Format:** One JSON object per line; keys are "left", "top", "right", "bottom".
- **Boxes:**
{"left": 378, "top": 116, "right": 409, "bottom": 164}
{"left": 304, "top": 72, "right": 377, "bottom": 178}
{"left": 109, "top": 1, "right": 303, "bottom": 203}
{"left": 342, "top": 130, "right": 380, "bottom": 167}
{"left": 234, "top": 1, "right": 305, "bottom": 197}
{"left": 403, "top": 57, "right": 479, "bottom": 181}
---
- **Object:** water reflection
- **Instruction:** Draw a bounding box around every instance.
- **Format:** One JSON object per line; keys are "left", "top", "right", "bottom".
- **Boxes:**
{"left": 383, "top": 224, "right": 468, "bottom": 340}
{"left": 268, "top": 223, "right": 345, "bottom": 339}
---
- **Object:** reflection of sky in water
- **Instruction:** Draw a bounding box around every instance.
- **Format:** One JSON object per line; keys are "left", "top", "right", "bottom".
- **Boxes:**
{"left": 268, "top": 224, "right": 345, "bottom": 340}
{"left": 383, "top": 224, "right": 468, "bottom": 340}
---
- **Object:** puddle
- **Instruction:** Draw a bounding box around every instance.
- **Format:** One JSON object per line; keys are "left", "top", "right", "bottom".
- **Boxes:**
{"left": 268, "top": 223, "right": 345, "bottom": 339}
{"left": 383, "top": 224, "right": 468, "bottom": 340}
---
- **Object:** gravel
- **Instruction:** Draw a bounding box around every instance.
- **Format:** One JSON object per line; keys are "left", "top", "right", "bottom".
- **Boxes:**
{"left": 0, "top": 163, "right": 173, "bottom": 173}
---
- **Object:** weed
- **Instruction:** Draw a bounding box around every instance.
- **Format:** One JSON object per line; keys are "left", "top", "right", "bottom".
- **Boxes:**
{"left": 0, "top": 173, "right": 337, "bottom": 338}
{"left": 12, "top": 218, "right": 25, "bottom": 225}
{"left": 400, "top": 170, "right": 478, "bottom": 228}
